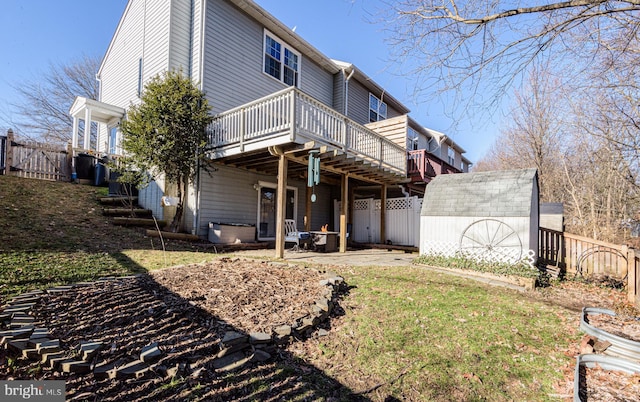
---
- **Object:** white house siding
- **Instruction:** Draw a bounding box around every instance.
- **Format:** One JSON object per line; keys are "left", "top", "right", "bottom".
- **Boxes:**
{"left": 138, "top": 175, "right": 166, "bottom": 220}
{"left": 202, "top": 0, "right": 334, "bottom": 114}
{"left": 189, "top": 164, "right": 332, "bottom": 238}
{"left": 99, "top": 0, "right": 195, "bottom": 216}
{"left": 99, "top": 0, "right": 174, "bottom": 109}
{"left": 168, "top": 0, "right": 193, "bottom": 74}
{"left": 191, "top": 0, "right": 203, "bottom": 84}
{"left": 143, "top": 1, "right": 172, "bottom": 80}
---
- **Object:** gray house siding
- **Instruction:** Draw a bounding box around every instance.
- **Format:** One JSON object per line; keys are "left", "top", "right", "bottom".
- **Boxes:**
{"left": 99, "top": 0, "right": 147, "bottom": 108}
{"left": 333, "top": 72, "right": 346, "bottom": 114}
{"left": 190, "top": 164, "right": 332, "bottom": 237}
{"left": 346, "top": 78, "right": 404, "bottom": 126}
{"left": 202, "top": 0, "right": 334, "bottom": 115}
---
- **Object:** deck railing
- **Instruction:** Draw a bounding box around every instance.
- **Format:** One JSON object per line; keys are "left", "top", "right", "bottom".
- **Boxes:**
{"left": 207, "top": 87, "right": 407, "bottom": 176}
{"left": 407, "top": 149, "right": 460, "bottom": 182}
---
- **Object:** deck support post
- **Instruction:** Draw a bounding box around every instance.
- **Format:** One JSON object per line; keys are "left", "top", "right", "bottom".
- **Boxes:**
{"left": 339, "top": 174, "right": 349, "bottom": 253}
{"left": 275, "top": 154, "right": 288, "bottom": 259}
{"left": 305, "top": 185, "right": 312, "bottom": 232}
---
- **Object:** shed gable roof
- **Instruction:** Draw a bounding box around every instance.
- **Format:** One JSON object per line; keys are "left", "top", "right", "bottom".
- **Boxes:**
{"left": 421, "top": 168, "right": 538, "bottom": 217}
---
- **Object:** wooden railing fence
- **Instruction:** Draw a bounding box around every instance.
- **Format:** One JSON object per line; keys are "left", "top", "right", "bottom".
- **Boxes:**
{"left": 1, "top": 129, "right": 70, "bottom": 181}
{"left": 407, "top": 149, "right": 461, "bottom": 182}
{"left": 539, "top": 227, "right": 640, "bottom": 307}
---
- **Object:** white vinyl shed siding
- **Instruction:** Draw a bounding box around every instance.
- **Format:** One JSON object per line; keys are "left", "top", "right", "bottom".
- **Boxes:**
{"left": 202, "top": 0, "right": 333, "bottom": 114}
{"left": 138, "top": 176, "right": 167, "bottom": 220}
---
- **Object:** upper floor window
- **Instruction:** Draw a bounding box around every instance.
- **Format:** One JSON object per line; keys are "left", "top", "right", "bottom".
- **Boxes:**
{"left": 407, "top": 127, "right": 419, "bottom": 150}
{"left": 264, "top": 31, "right": 300, "bottom": 87}
{"left": 369, "top": 93, "right": 387, "bottom": 122}
{"left": 447, "top": 147, "right": 456, "bottom": 166}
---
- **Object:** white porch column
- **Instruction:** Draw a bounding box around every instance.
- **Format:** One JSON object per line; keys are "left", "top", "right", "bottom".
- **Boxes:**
{"left": 83, "top": 108, "right": 92, "bottom": 150}
{"left": 71, "top": 117, "right": 79, "bottom": 149}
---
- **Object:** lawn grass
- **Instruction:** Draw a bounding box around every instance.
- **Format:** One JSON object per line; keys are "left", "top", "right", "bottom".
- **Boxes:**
{"left": 0, "top": 176, "right": 583, "bottom": 400}
{"left": 309, "top": 265, "right": 577, "bottom": 401}
{"left": 0, "top": 176, "right": 219, "bottom": 299}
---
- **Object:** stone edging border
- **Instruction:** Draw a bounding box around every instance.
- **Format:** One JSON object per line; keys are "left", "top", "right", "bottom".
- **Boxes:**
{"left": 0, "top": 267, "right": 345, "bottom": 377}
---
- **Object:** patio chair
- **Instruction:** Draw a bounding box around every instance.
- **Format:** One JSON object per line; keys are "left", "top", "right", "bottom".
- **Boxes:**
{"left": 284, "top": 219, "right": 310, "bottom": 251}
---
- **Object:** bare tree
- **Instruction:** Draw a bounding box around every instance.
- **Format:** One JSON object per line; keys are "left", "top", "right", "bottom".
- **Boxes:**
{"left": 7, "top": 54, "right": 100, "bottom": 144}
{"left": 475, "top": 62, "right": 639, "bottom": 242}
{"left": 475, "top": 64, "right": 566, "bottom": 202}
{"left": 382, "top": 0, "right": 640, "bottom": 116}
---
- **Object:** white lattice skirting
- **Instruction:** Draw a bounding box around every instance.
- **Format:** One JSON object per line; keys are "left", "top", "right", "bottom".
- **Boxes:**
{"left": 423, "top": 241, "right": 537, "bottom": 269}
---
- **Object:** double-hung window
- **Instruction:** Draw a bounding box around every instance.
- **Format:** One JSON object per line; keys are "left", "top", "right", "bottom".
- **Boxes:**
{"left": 448, "top": 147, "right": 456, "bottom": 166}
{"left": 369, "top": 93, "right": 387, "bottom": 122}
{"left": 407, "top": 127, "right": 419, "bottom": 150}
{"left": 264, "top": 31, "right": 300, "bottom": 87}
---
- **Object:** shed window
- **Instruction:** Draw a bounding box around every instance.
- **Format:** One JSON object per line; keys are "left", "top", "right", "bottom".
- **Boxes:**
{"left": 264, "top": 31, "right": 300, "bottom": 87}
{"left": 369, "top": 93, "right": 387, "bottom": 122}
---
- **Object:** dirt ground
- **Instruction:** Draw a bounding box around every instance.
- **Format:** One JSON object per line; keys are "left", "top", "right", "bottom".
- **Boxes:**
{"left": 1, "top": 257, "right": 639, "bottom": 401}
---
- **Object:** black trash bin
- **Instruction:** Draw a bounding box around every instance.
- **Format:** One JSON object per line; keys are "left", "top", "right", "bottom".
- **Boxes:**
{"left": 74, "top": 153, "right": 96, "bottom": 181}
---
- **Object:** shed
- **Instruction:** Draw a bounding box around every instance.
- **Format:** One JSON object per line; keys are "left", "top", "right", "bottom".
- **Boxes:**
{"left": 420, "top": 168, "right": 539, "bottom": 264}
{"left": 540, "top": 203, "right": 564, "bottom": 232}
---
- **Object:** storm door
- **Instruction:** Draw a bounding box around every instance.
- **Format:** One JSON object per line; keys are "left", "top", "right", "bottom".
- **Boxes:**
{"left": 257, "top": 182, "right": 296, "bottom": 240}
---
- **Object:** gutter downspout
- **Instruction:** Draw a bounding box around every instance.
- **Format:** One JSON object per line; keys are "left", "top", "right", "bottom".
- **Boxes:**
{"left": 192, "top": 155, "right": 201, "bottom": 236}
{"left": 341, "top": 67, "right": 355, "bottom": 116}
{"left": 193, "top": 0, "right": 206, "bottom": 236}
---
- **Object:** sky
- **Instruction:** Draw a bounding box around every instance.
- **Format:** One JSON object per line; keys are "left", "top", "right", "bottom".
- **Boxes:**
{"left": 0, "top": 0, "right": 501, "bottom": 163}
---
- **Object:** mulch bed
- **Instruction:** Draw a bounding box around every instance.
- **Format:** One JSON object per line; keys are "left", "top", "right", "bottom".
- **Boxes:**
{"left": 579, "top": 365, "right": 640, "bottom": 401}
{"left": 586, "top": 312, "right": 640, "bottom": 343}
{"left": 0, "top": 258, "right": 347, "bottom": 401}
{"left": 149, "top": 258, "right": 326, "bottom": 333}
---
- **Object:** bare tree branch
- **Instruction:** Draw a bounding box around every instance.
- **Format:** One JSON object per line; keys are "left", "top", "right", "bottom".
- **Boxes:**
{"left": 7, "top": 54, "right": 100, "bottom": 145}
{"left": 381, "top": 0, "right": 640, "bottom": 118}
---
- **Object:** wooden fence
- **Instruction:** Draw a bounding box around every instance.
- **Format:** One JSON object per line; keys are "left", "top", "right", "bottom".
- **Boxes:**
{"left": 1, "top": 129, "right": 70, "bottom": 181}
{"left": 539, "top": 227, "right": 640, "bottom": 307}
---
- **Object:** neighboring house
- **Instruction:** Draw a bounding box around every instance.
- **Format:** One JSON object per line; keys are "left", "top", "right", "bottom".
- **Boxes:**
{"left": 69, "top": 0, "right": 472, "bottom": 255}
